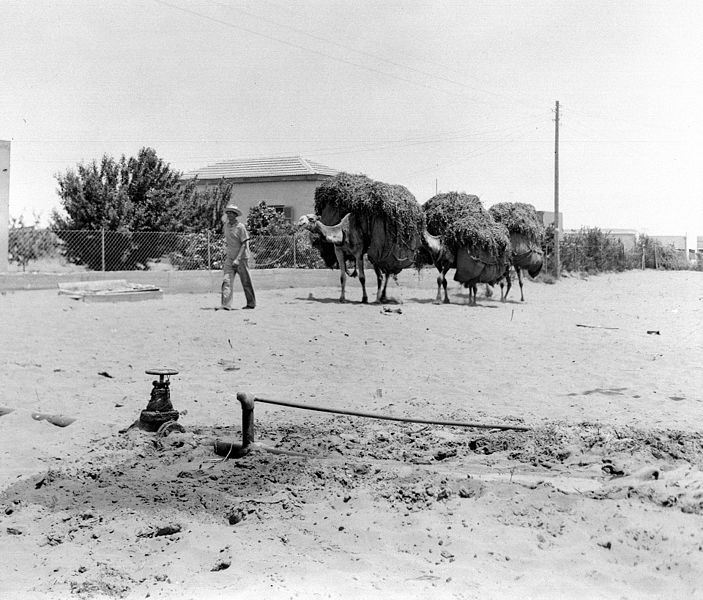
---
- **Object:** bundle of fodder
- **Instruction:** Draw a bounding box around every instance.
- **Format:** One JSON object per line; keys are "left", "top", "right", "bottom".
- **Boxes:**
{"left": 308, "top": 172, "right": 375, "bottom": 269}
{"left": 423, "top": 192, "right": 510, "bottom": 258}
{"left": 315, "top": 172, "right": 425, "bottom": 241}
{"left": 314, "top": 172, "right": 374, "bottom": 219}
{"left": 313, "top": 172, "right": 425, "bottom": 272}
{"left": 488, "top": 202, "right": 544, "bottom": 243}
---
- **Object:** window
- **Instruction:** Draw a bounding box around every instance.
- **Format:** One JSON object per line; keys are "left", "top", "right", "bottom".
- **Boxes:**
{"left": 271, "top": 205, "right": 293, "bottom": 222}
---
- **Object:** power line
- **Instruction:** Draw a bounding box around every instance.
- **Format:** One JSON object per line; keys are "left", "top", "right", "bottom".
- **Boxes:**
{"left": 205, "top": 0, "right": 544, "bottom": 113}
{"left": 404, "top": 122, "right": 549, "bottom": 177}
{"left": 151, "top": 0, "right": 532, "bottom": 110}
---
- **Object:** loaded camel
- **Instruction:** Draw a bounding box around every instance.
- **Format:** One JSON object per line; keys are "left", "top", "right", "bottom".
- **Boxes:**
{"left": 418, "top": 229, "right": 512, "bottom": 305}
{"left": 488, "top": 202, "right": 545, "bottom": 302}
{"left": 306, "top": 172, "right": 425, "bottom": 304}
{"left": 418, "top": 191, "right": 512, "bottom": 305}
{"left": 418, "top": 229, "right": 454, "bottom": 304}
{"left": 505, "top": 233, "right": 543, "bottom": 301}
{"left": 456, "top": 244, "right": 512, "bottom": 305}
{"left": 300, "top": 211, "right": 421, "bottom": 304}
{"left": 297, "top": 213, "right": 370, "bottom": 303}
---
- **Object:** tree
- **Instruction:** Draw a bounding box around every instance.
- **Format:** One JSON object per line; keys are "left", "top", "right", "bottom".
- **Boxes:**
{"left": 51, "top": 147, "right": 203, "bottom": 269}
{"left": 52, "top": 147, "right": 189, "bottom": 232}
{"left": 8, "top": 215, "right": 58, "bottom": 271}
{"left": 175, "top": 178, "right": 233, "bottom": 235}
{"left": 166, "top": 179, "right": 234, "bottom": 270}
{"left": 246, "top": 201, "right": 294, "bottom": 236}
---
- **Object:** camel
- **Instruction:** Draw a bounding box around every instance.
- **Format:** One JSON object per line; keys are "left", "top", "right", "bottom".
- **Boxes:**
{"left": 455, "top": 245, "right": 512, "bottom": 305}
{"left": 507, "top": 232, "right": 543, "bottom": 302}
{"left": 487, "top": 203, "right": 545, "bottom": 302}
{"left": 418, "top": 230, "right": 455, "bottom": 304}
{"left": 365, "top": 215, "right": 422, "bottom": 303}
{"left": 309, "top": 173, "right": 425, "bottom": 303}
{"left": 419, "top": 230, "right": 512, "bottom": 305}
{"left": 298, "top": 213, "right": 371, "bottom": 303}
{"left": 305, "top": 203, "right": 422, "bottom": 304}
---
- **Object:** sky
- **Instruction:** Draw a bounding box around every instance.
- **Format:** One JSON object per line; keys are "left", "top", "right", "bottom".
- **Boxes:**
{"left": 1, "top": 0, "right": 702, "bottom": 245}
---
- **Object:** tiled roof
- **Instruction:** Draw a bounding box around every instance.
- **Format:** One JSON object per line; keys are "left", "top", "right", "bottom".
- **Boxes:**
{"left": 182, "top": 156, "right": 339, "bottom": 180}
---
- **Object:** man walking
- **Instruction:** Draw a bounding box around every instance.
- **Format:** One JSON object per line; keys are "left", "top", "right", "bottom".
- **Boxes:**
{"left": 221, "top": 204, "right": 256, "bottom": 310}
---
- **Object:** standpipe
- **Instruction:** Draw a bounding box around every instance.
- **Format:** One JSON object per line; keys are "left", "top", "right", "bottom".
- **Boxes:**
{"left": 213, "top": 392, "right": 530, "bottom": 460}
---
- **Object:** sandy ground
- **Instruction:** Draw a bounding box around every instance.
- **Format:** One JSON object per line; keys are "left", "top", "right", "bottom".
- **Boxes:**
{"left": 1, "top": 268, "right": 702, "bottom": 600}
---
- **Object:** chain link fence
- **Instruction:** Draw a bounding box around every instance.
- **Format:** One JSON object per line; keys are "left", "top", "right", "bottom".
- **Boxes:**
{"left": 6, "top": 227, "right": 326, "bottom": 273}
{"left": 5, "top": 226, "right": 702, "bottom": 274}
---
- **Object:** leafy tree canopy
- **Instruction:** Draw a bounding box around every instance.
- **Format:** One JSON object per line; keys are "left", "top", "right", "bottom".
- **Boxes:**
{"left": 51, "top": 147, "right": 215, "bottom": 232}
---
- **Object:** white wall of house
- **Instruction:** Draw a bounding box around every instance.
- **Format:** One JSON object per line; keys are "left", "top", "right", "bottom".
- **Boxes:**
{"left": 197, "top": 178, "right": 328, "bottom": 223}
{"left": 651, "top": 235, "right": 687, "bottom": 251}
{"left": 606, "top": 230, "right": 638, "bottom": 251}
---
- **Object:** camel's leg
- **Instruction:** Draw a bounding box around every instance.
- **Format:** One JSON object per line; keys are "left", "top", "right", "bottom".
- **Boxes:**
{"left": 516, "top": 266, "right": 524, "bottom": 301}
{"left": 374, "top": 265, "right": 384, "bottom": 303}
{"left": 504, "top": 268, "right": 512, "bottom": 301}
{"left": 380, "top": 274, "right": 390, "bottom": 303}
{"left": 357, "top": 254, "right": 368, "bottom": 303}
{"left": 335, "top": 247, "right": 347, "bottom": 303}
{"left": 499, "top": 279, "right": 505, "bottom": 301}
{"left": 442, "top": 267, "right": 451, "bottom": 303}
{"left": 434, "top": 267, "right": 443, "bottom": 304}
{"left": 468, "top": 282, "right": 477, "bottom": 305}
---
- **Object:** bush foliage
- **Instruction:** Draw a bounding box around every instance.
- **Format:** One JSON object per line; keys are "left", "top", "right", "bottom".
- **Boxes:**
{"left": 541, "top": 226, "right": 696, "bottom": 274}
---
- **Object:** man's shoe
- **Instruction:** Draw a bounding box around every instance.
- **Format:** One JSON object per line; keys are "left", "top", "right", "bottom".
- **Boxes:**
{"left": 242, "top": 305, "right": 255, "bottom": 309}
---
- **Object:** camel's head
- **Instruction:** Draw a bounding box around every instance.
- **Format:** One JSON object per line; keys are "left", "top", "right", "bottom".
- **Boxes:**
{"left": 297, "top": 214, "right": 319, "bottom": 230}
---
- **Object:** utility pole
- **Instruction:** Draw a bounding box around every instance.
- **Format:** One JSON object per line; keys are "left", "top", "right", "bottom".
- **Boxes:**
{"left": 553, "top": 100, "right": 560, "bottom": 278}
{"left": 0, "top": 140, "right": 10, "bottom": 273}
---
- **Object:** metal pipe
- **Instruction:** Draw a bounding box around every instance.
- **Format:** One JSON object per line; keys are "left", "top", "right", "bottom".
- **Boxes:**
{"left": 213, "top": 391, "right": 256, "bottom": 459}
{"left": 248, "top": 394, "right": 530, "bottom": 432}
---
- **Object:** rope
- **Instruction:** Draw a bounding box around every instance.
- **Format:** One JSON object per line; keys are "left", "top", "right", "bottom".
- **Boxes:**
{"left": 512, "top": 247, "right": 543, "bottom": 260}
{"left": 252, "top": 396, "right": 530, "bottom": 431}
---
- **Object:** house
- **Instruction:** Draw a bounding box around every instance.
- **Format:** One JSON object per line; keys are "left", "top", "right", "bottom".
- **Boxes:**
{"left": 536, "top": 210, "right": 563, "bottom": 231}
{"left": 650, "top": 235, "right": 687, "bottom": 251}
{"left": 182, "top": 156, "right": 339, "bottom": 222}
{"left": 605, "top": 228, "right": 638, "bottom": 251}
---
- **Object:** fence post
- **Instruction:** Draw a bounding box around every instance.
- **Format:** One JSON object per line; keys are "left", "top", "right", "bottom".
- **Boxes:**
{"left": 207, "top": 230, "right": 212, "bottom": 270}
{"left": 292, "top": 233, "right": 297, "bottom": 268}
{"left": 101, "top": 228, "right": 106, "bottom": 272}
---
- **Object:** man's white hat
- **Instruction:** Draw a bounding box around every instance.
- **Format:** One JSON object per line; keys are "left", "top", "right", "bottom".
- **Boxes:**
{"left": 224, "top": 204, "right": 242, "bottom": 216}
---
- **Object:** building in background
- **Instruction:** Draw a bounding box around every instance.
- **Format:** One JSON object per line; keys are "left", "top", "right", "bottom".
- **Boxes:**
{"left": 650, "top": 235, "right": 687, "bottom": 251}
{"left": 536, "top": 210, "right": 563, "bottom": 231}
{"left": 182, "top": 156, "right": 339, "bottom": 223}
{"left": 605, "top": 228, "right": 638, "bottom": 251}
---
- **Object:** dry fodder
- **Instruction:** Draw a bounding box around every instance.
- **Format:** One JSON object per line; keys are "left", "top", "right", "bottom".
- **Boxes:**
{"left": 314, "top": 172, "right": 425, "bottom": 242}
{"left": 488, "top": 202, "right": 544, "bottom": 242}
{"left": 423, "top": 192, "right": 510, "bottom": 257}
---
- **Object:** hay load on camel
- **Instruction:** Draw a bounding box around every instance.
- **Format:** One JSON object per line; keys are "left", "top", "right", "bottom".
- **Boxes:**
{"left": 302, "top": 172, "right": 425, "bottom": 303}
{"left": 488, "top": 202, "right": 544, "bottom": 244}
{"left": 423, "top": 192, "right": 509, "bottom": 258}
{"left": 488, "top": 202, "right": 545, "bottom": 300}
{"left": 417, "top": 192, "right": 512, "bottom": 304}
{"left": 314, "top": 172, "right": 425, "bottom": 266}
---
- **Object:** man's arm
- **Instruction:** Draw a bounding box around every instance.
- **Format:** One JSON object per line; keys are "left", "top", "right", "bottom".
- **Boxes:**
{"left": 234, "top": 225, "right": 249, "bottom": 264}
